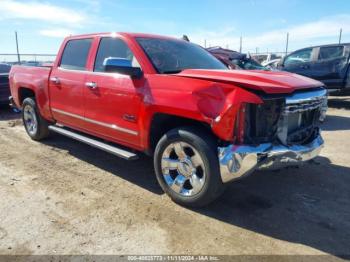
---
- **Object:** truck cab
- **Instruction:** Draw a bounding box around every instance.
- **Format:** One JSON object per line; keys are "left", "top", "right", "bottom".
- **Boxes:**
{"left": 280, "top": 43, "right": 350, "bottom": 90}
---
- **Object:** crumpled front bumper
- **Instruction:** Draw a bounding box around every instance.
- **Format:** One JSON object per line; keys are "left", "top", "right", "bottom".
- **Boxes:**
{"left": 218, "top": 134, "right": 324, "bottom": 183}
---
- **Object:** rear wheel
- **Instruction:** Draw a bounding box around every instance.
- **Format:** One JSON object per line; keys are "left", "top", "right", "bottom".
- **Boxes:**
{"left": 22, "top": 97, "right": 50, "bottom": 141}
{"left": 154, "top": 127, "right": 225, "bottom": 207}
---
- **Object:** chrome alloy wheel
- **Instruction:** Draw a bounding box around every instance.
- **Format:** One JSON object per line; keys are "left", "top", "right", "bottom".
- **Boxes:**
{"left": 23, "top": 104, "right": 38, "bottom": 136}
{"left": 161, "top": 142, "right": 206, "bottom": 197}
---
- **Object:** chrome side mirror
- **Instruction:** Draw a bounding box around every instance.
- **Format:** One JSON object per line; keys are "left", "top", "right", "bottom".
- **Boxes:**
{"left": 103, "top": 57, "right": 143, "bottom": 79}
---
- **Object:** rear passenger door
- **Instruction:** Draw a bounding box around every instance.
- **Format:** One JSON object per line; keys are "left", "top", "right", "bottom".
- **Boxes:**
{"left": 50, "top": 38, "right": 93, "bottom": 129}
{"left": 312, "top": 45, "right": 347, "bottom": 88}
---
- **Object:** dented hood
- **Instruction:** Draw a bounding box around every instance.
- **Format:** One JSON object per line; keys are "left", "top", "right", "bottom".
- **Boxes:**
{"left": 175, "top": 69, "right": 323, "bottom": 94}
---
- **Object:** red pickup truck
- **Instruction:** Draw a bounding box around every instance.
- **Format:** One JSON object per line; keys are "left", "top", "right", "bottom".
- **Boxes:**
{"left": 9, "top": 32, "right": 327, "bottom": 207}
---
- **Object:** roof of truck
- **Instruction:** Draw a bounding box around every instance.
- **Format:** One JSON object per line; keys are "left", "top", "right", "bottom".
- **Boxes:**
{"left": 66, "top": 32, "right": 178, "bottom": 40}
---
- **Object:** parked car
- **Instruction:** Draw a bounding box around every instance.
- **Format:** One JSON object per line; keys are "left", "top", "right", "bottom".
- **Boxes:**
{"left": 279, "top": 43, "right": 350, "bottom": 90}
{"left": 10, "top": 32, "right": 327, "bottom": 207}
{"left": 0, "top": 63, "right": 11, "bottom": 105}
{"left": 261, "top": 58, "right": 281, "bottom": 69}
{"left": 207, "top": 47, "right": 267, "bottom": 70}
{"left": 261, "top": 53, "right": 282, "bottom": 65}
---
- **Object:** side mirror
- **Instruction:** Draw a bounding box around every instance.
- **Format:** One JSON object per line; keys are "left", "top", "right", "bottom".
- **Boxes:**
{"left": 103, "top": 57, "right": 143, "bottom": 79}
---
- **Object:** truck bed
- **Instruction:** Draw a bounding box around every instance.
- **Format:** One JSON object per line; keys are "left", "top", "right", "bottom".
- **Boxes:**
{"left": 10, "top": 65, "right": 52, "bottom": 118}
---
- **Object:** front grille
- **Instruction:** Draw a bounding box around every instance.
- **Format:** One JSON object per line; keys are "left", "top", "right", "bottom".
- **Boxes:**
{"left": 284, "top": 93, "right": 326, "bottom": 114}
{"left": 278, "top": 88, "right": 327, "bottom": 145}
{"left": 243, "top": 88, "right": 327, "bottom": 146}
{"left": 244, "top": 98, "right": 284, "bottom": 144}
{"left": 285, "top": 110, "right": 319, "bottom": 144}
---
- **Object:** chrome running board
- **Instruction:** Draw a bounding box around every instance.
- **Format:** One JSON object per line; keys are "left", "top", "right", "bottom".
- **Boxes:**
{"left": 48, "top": 125, "right": 138, "bottom": 160}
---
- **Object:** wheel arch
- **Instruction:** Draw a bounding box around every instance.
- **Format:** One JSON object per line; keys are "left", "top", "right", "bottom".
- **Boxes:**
{"left": 146, "top": 112, "right": 214, "bottom": 155}
{"left": 18, "top": 86, "right": 36, "bottom": 106}
{"left": 16, "top": 85, "right": 54, "bottom": 121}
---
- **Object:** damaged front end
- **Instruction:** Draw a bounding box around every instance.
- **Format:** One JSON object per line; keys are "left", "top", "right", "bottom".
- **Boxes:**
{"left": 218, "top": 88, "right": 327, "bottom": 183}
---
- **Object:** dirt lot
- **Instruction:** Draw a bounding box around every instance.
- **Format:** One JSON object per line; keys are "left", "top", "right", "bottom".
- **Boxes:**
{"left": 0, "top": 97, "right": 349, "bottom": 258}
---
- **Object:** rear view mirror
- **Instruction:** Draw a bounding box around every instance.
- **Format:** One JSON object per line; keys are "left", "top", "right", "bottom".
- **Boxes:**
{"left": 103, "top": 57, "right": 143, "bottom": 79}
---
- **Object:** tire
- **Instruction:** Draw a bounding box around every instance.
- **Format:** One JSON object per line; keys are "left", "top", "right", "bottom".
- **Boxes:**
{"left": 154, "top": 126, "right": 225, "bottom": 207}
{"left": 22, "top": 97, "right": 50, "bottom": 141}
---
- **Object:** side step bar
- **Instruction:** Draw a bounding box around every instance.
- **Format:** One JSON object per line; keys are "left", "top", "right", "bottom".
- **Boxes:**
{"left": 48, "top": 125, "right": 138, "bottom": 160}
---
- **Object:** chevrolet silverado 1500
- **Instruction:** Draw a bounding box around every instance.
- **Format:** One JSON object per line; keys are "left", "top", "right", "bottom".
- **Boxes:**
{"left": 9, "top": 33, "right": 327, "bottom": 207}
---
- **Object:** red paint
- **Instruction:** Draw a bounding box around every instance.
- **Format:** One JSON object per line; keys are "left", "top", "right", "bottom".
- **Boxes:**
{"left": 176, "top": 69, "right": 323, "bottom": 94}
{"left": 9, "top": 32, "right": 324, "bottom": 151}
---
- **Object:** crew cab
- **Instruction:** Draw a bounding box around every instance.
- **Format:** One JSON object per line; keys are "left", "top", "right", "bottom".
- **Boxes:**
{"left": 9, "top": 33, "right": 327, "bottom": 207}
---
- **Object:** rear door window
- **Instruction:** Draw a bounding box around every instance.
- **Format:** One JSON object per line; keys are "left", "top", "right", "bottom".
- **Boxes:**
{"left": 284, "top": 48, "right": 312, "bottom": 66}
{"left": 60, "top": 38, "right": 93, "bottom": 70}
{"left": 318, "top": 46, "right": 344, "bottom": 60}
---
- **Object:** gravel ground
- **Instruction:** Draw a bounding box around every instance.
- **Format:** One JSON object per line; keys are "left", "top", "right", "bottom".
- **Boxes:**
{"left": 0, "top": 97, "right": 349, "bottom": 259}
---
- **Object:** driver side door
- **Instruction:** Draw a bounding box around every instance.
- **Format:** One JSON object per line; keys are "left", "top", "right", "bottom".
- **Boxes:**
{"left": 84, "top": 37, "right": 144, "bottom": 148}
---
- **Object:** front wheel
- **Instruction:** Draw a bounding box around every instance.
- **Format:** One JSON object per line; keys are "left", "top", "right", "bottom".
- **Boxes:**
{"left": 154, "top": 127, "right": 225, "bottom": 207}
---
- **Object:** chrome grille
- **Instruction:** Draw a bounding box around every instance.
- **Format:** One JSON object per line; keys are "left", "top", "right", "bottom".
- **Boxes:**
{"left": 277, "top": 88, "right": 327, "bottom": 145}
{"left": 283, "top": 88, "right": 327, "bottom": 114}
{"left": 284, "top": 98, "right": 325, "bottom": 114}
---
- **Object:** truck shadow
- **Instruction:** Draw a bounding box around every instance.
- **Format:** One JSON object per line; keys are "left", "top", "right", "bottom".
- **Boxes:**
{"left": 197, "top": 156, "right": 350, "bottom": 258}
{"left": 321, "top": 114, "right": 350, "bottom": 131}
{"left": 42, "top": 133, "right": 349, "bottom": 257}
{"left": 42, "top": 133, "right": 162, "bottom": 195}
{"left": 0, "top": 105, "right": 21, "bottom": 121}
{"left": 328, "top": 97, "right": 350, "bottom": 110}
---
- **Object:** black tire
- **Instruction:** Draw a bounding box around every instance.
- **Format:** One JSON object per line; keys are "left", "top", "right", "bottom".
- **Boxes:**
{"left": 22, "top": 97, "right": 50, "bottom": 141}
{"left": 154, "top": 126, "right": 225, "bottom": 207}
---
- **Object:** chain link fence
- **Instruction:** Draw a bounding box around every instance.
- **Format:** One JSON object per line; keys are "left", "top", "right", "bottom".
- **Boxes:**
{"left": 0, "top": 54, "right": 56, "bottom": 64}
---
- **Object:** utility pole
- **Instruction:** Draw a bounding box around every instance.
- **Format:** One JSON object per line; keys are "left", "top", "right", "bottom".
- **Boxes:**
{"left": 204, "top": 39, "right": 207, "bottom": 48}
{"left": 239, "top": 35, "right": 242, "bottom": 53}
{"left": 285, "top": 32, "right": 289, "bottom": 55}
{"left": 15, "top": 31, "right": 21, "bottom": 64}
{"left": 339, "top": 28, "right": 342, "bottom": 44}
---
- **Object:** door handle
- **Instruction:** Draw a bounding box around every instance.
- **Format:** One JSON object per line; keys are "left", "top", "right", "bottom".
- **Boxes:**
{"left": 50, "top": 77, "right": 60, "bottom": 84}
{"left": 85, "top": 82, "right": 98, "bottom": 89}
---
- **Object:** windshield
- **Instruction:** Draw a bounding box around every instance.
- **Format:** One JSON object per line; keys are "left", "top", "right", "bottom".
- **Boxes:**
{"left": 136, "top": 37, "right": 227, "bottom": 74}
{"left": 231, "top": 58, "right": 266, "bottom": 70}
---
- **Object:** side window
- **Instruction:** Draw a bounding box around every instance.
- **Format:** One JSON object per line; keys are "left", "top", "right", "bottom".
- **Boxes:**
{"left": 284, "top": 48, "right": 312, "bottom": 66}
{"left": 94, "top": 37, "right": 140, "bottom": 72}
{"left": 319, "top": 46, "right": 344, "bottom": 60}
{"left": 60, "top": 39, "right": 92, "bottom": 71}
